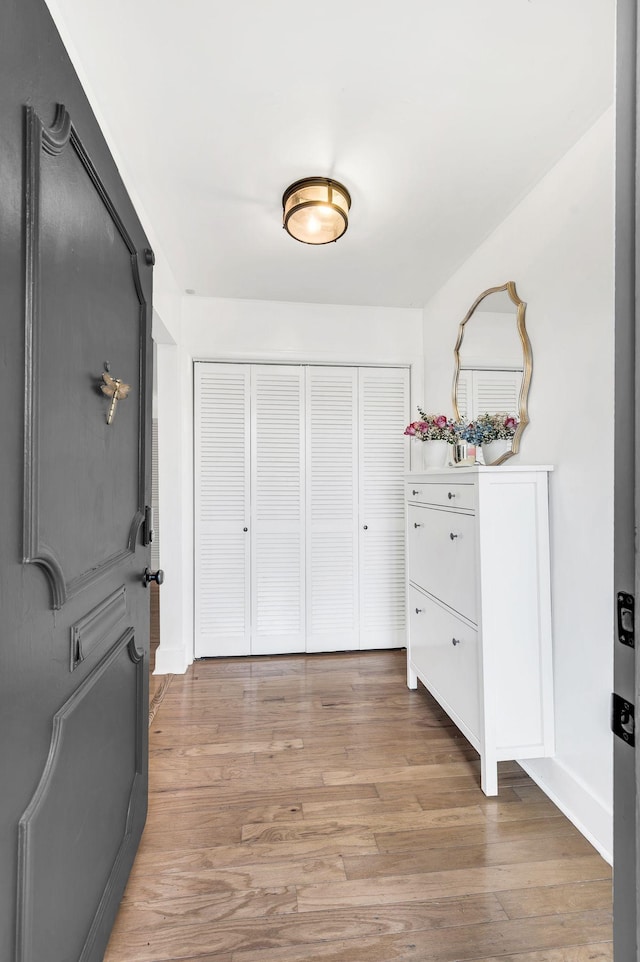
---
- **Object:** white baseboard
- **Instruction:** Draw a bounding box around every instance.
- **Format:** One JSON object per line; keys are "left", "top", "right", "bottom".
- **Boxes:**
{"left": 153, "top": 647, "right": 191, "bottom": 675}
{"left": 518, "top": 757, "right": 613, "bottom": 864}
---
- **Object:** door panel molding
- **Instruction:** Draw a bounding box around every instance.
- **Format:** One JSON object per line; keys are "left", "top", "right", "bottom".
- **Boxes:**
{"left": 70, "top": 585, "right": 128, "bottom": 670}
{"left": 23, "top": 104, "right": 148, "bottom": 609}
{"left": 16, "top": 627, "right": 145, "bottom": 962}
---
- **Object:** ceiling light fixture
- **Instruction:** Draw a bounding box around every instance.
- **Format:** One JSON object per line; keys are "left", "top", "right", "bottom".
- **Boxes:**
{"left": 282, "top": 177, "right": 351, "bottom": 245}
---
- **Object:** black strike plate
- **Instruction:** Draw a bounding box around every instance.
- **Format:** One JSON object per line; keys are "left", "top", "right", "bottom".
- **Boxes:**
{"left": 612, "top": 693, "right": 635, "bottom": 746}
{"left": 143, "top": 505, "right": 154, "bottom": 547}
{"left": 617, "top": 592, "right": 635, "bottom": 648}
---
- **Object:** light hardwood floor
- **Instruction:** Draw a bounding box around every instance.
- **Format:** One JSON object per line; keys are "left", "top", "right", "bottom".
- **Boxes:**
{"left": 105, "top": 649, "right": 613, "bottom": 962}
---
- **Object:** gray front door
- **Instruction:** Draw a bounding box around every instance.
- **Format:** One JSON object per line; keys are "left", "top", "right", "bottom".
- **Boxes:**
{"left": 0, "top": 1, "right": 153, "bottom": 960}
{"left": 613, "top": 1, "right": 638, "bottom": 958}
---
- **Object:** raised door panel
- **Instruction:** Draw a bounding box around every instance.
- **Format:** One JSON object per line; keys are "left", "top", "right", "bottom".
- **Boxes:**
{"left": 24, "top": 107, "right": 146, "bottom": 608}
{"left": 305, "top": 367, "right": 359, "bottom": 652}
{"left": 251, "top": 366, "right": 305, "bottom": 654}
{"left": 359, "top": 367, "right": 410, "bottom": 648}
{"left": 194, "top": 363, "right": 250, "bottom": 657}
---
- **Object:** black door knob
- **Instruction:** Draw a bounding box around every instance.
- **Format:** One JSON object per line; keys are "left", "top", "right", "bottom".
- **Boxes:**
{"left": 143, "top": 567, "right": 164, "bottom": 587}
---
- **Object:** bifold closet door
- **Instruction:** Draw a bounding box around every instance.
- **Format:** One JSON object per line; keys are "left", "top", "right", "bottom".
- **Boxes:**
{"left": 358, "top": 366, "right": 409, "bottom": 649}
{"left": 305, "top": 367, "right": 359, "bottom": 652}
{"left": 195, "top": 362, "right": 408, "bottom": 657}
{"left": 250, "top": 365, "right": 305, "bottom": 654}
{"left": 457, "top": 369, "right": 522, "bottom": 419}
{"left": 195, "top": 363, "right": 251, "bottom": 657}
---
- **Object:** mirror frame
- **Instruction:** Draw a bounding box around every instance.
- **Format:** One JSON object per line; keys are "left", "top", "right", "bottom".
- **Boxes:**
{"left": 452, "top": 281, "right": 532, "bottom": 464}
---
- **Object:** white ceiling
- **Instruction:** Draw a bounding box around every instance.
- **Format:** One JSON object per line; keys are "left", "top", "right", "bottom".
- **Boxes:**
{"left": 46, "top": 0, "right": 614, "bottom": 308}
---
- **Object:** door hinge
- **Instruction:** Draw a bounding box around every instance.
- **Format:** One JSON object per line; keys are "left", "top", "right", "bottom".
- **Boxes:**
{"left": 616, "top": 591, "right": 634, "bottom": 648}
{"left": 612, "top": 693, "right": 635, "bottom": 746}
{"left": 143, "top": 505, "right": 154, "bottom": 547}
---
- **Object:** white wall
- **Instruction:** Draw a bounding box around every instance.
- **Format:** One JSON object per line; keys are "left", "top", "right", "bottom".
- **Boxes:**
{"left": 154, "top": 297, "right": 423, "bottom": 674}
{"left": 182, "top": 298, "right": 424, "bottom": 367}
{"left": 421, "top": 108, "right": 615, "bottom": 860}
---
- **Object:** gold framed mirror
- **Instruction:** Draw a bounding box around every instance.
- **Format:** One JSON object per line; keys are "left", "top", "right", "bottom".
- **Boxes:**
{"left": 452, "top": 282, "right": 531, "bottom": 464}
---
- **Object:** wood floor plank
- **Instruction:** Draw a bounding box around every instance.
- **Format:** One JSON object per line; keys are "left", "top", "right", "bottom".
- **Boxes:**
{"left": 146, "top": 799, "right": 304, "bottom": 827}
{"left": 147, "top": 782, "right": 379, "bottom": 806}
{"left": 105, "top": 649, "right": 612, "bottom": 962}
{"left": 121, "top": 855, "right": 346, "bottom": 902}
{"left": 296, "top": 857, "right": 611, "bottom": 912}
{"left": 343, "top": 833, "right": 597, "bottom": 880}
{"left": 148, "top": 767, "right": 326, "bottom": 793}
{"left": 412, "top": 787, "right": 522, "bottom": 809}
{"left": 151, "top": 737, "right": 304, "bottom": 759}
{"left": 322, "top": 759, "right": 480, "bottom": 786}
{"left": 300, "top": 728, "right": 463, "bottom": 751}
{"left": 374, "top": 808, "right": 579, "bottom": 854}
{"left": 229, "top": 911, "right": 612, "bottom": 962}
{"left": 376, "top": 774, "right": 484, "bottom": 796}
{"left": 240, "top": 806, "right": 488, "bottom": 843}
{"left": 496, "top": 879, "right": 613, "bottom": 919}
{"left": 459, "top": 947, "right": 613, "bottom": 962}
{"left": 301, "top": 797, "right": 423, "bottom": 819}
{"left": 128, "top": 835, "right": 379, "bottom": 880}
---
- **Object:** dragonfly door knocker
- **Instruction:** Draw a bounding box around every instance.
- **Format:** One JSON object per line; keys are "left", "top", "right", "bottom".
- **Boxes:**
{"left": 101, "top": 372, "right": 131, "bottom": 424}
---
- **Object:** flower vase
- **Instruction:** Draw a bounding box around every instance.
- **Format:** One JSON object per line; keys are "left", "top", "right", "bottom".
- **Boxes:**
{"left": 421, "top": 439, "right": 450, "bottom": 469}
{"left": 482, "top": 438, "right": 512, "bottom": 465}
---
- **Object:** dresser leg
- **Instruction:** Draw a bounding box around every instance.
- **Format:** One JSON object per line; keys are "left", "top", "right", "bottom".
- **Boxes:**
{"left": 481, "top": 754, "right": 499, "bottom": 796}
{"left": 407, "top": 662, "right": 418, "bottom": 689}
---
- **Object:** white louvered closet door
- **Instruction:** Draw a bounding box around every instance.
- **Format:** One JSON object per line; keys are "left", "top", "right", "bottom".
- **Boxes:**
{"left": 459, "top": 369, "right": 522, "bottom": 419}
{"left": 305, "top": 367, "right": 359, "bottom": 652}
{"left": 472, "top": 369, "right": 522, "bottom": 416}
{"left": 358, "top": 367, "right": 410, "bottom": 649}
{"left": 194, "top": 363, "right": 251, "bottom": 657}
{"left": 250, "top": 366, "right": 306, "bottom": 655}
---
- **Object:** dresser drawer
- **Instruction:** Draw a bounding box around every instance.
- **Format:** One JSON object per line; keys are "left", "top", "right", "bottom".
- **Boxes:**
{"left": 409, "top": 587, "right": 480, "bottom": 740}
{"left": 406, "top": 480, "right": 475, "bottom": 511}
{"left": 407, "top": 504, "right": 477, "bottom": 621}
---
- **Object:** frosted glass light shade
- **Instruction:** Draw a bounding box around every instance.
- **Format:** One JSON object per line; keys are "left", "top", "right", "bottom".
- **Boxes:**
{"left": 282, "top": 177, "right": 351, "bottom": 244}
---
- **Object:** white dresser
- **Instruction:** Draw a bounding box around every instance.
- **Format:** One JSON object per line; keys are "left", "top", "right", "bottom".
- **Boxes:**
{"left": 405, "top": 465, "right": 554, "bottom": 795}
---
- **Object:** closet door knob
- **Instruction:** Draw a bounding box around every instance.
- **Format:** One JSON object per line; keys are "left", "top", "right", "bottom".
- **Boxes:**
{"left": 363, "top": 524, "right": 368, "bottom": 530}
{"left": 413, "top": 522, "right": 423, "bottom": 528}
{"left": 449, "top": 532, "right": 459, "bottom": 540}
{"left": 243, "top": 527, "right": 248, "bottom": 532}
{"left": 452, "top": 637, "right": 461, "bottom": 646}
{"left": 415, "top": 607, "right": 423, "bottom": 614}
{"left": 412, "top": 489, "right": 420, "bottom": 496}
{"left": 447, "top": 491, "right": 456, "bottom": 500}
